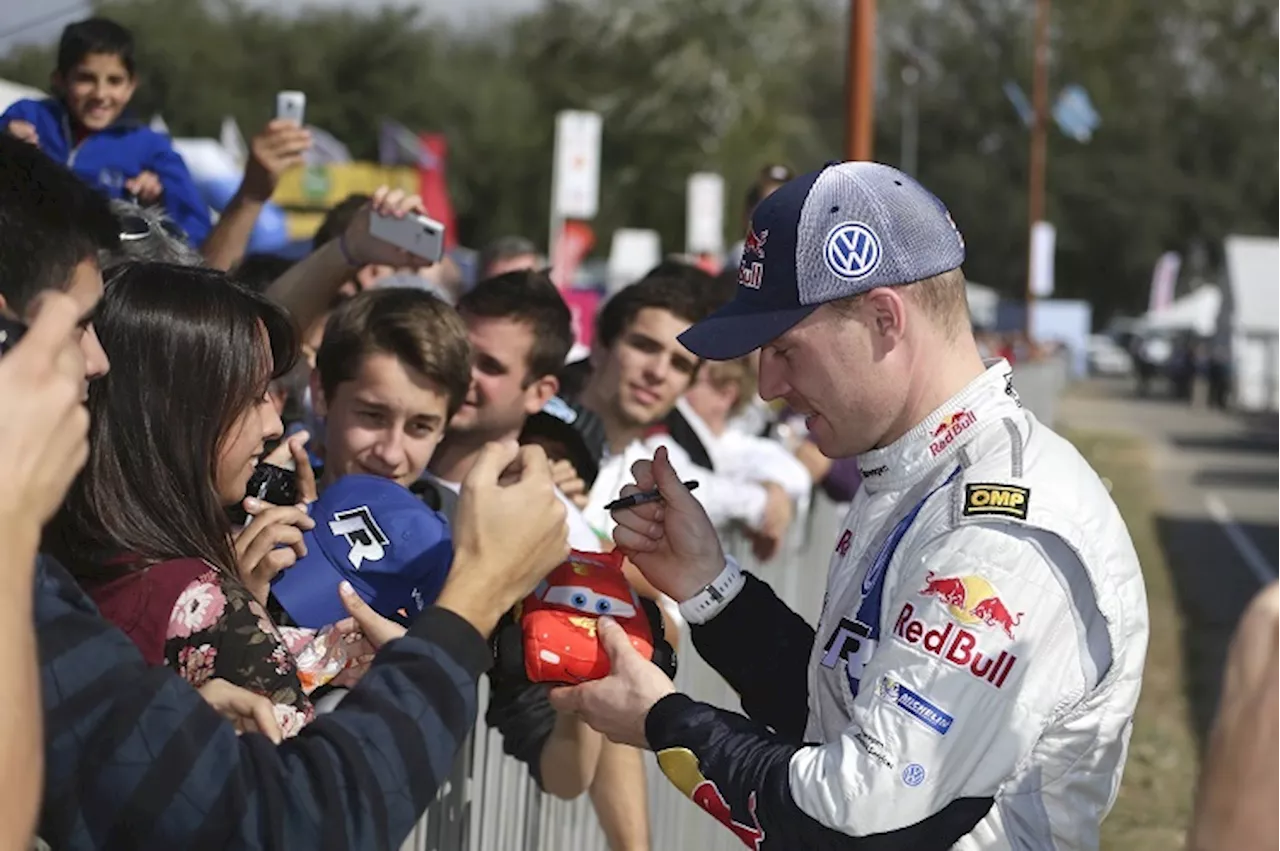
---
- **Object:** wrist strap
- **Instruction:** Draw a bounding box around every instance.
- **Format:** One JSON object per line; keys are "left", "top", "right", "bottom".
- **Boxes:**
{"left": 337, "top": 232, "right": 363, "bottom": 269}
{"left": 678, "top": 556, "right": 745, "bottom": 625}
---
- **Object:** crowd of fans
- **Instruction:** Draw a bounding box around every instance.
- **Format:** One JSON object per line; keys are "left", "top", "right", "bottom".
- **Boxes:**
{"left": 2, "top": 15, "right": 1274, "bottom": 851}
{"left": 0, "top": 15, "right": 851, "bottom": 851}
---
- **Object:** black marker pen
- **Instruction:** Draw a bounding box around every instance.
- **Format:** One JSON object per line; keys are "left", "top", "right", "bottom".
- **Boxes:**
{"left": 604, "top": 480, "right": 700, "bottom": 512}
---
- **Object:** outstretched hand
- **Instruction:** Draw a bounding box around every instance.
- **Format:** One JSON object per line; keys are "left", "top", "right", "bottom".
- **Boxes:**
{"left": 436, "top": 440, "right": 569, "bottom": 636}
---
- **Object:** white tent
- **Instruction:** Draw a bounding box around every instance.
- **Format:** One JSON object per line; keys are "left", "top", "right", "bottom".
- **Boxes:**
{"left": 1140, "top": 284, "right": 1222, "bottom": 336}
{"left": 1221, "top": 235, "right": 1279, "bottom": 411}
{"left": 1224, "top": 236, "right": 1279, "bottom": 336}
{"left": 0, "top": 78, "right": 45, "bottom": 113}
{"left": 965, "top": 281, "right": 999, "bottom": 329}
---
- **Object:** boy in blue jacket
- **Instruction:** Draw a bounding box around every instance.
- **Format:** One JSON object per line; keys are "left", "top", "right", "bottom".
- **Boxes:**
{"left": 3, "top": 17, "right": 212, "bottom": 246}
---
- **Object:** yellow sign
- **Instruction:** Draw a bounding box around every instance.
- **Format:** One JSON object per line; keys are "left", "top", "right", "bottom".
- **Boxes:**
{"left": 273, "top": 162, "right": 420, "bottom": 211}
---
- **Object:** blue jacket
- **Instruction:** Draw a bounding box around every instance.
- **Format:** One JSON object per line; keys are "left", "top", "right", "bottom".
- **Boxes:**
{"left": 2, "top": 97, "right": 212, "bottom": 246}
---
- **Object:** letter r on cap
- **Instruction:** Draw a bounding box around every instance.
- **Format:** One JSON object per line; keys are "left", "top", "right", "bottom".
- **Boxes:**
{"left": 330, "top": 514, "right": 386, "bottom": 568}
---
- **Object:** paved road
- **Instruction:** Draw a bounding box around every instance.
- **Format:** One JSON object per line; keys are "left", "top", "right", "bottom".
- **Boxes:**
{"left": 1059, "top": 376, "right": 1278, "bottom": 740}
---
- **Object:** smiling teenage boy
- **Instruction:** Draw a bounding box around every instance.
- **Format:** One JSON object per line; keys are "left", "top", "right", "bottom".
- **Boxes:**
{"left": 311, "top": 287, "right": 471, "bottom": 495}
{"left": 2, "top": 17, "right": 212, "bottom": 246}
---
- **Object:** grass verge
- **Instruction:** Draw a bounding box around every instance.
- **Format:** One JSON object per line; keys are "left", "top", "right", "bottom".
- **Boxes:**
{"left": 1063, "top": 429, "right": 1199, "bottom": 851}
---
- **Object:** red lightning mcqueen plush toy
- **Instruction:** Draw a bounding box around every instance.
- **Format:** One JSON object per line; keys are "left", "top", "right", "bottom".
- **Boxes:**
{"left": 511, "top": 549, "right": 676, "bottom": 684}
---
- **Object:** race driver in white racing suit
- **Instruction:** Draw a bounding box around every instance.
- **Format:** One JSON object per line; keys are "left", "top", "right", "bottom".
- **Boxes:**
{"left": 548, "top": 162, "right": 1150, "bottom": 850}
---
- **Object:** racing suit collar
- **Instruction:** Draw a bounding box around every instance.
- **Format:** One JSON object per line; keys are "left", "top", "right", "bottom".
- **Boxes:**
{"left": 857, "top": 359, "right": 1022, "bottom": 493}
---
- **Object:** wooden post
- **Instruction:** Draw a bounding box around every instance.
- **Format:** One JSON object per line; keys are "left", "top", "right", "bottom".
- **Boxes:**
{"left": 845, "top": 0, "right": 877, "bottom": 161}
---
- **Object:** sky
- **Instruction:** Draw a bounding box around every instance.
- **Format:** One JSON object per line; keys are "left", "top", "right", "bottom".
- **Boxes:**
{"left": 0, "top": 0, "right": 544, "bottom": 55}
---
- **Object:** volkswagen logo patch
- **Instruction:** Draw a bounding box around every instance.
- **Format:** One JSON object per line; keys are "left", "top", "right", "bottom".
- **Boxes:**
{"left": 824, "top": 222, "right": 882, "bottom": 281}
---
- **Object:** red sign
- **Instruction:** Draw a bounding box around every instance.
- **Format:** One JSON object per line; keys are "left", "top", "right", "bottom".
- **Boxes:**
{"left": 562, "top": 288, "right": 601, "bottom": 350}
{"left": 550, "top": 220, "right": 595, "bottom": 289}
{"left": 416, "top": 133, "right": 457, "bottom": 251}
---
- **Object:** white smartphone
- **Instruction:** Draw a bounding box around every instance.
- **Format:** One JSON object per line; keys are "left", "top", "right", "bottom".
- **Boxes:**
{"left": 368, "top": 211, "right": 447, "bottom": 264}
{"left": 275, "top": 90, "right": 307, "bottom": 124}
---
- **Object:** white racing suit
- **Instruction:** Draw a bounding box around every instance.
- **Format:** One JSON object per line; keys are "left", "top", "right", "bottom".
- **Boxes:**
{"left": 646, "top": 361, "right": 1149, "bottom": 850}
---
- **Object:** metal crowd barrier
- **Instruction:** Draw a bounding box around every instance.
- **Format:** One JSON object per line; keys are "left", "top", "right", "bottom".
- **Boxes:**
{"left": 400, "top": 359, "right": 1067, "bottom": 851}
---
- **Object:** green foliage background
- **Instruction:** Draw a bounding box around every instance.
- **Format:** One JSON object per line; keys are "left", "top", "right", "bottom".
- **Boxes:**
{"left": 2, "top": 0, "right": 1274, "bottom": 324}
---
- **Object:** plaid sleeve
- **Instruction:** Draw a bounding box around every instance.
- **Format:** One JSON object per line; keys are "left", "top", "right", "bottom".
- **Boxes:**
{"left": 36, "top": 556, "right": 489, "bottom": 851}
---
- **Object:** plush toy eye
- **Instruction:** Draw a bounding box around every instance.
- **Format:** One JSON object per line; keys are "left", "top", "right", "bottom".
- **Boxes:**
{"left": 571, "top": 592, "right": 589, "bottom": 609}
{"left": 595, "top": 598, "right": 612, "bottom": 614}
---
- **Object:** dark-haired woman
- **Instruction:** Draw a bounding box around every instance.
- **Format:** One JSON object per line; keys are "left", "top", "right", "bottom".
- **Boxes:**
{"left": 48, "top": 262, "right": 321, "bottom": 735}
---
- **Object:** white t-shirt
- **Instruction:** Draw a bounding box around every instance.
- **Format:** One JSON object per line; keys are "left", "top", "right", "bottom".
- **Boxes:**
{"left": 584, "top": 437, "right": 770, "bottom": 539}
{"left": 435, "top": 476, "right": 602, "bottom": 553}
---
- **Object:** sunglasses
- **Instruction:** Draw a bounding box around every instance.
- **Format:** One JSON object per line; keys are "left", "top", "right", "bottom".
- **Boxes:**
{"left": 118, "top": 213, "right": 187, "bottom": 244}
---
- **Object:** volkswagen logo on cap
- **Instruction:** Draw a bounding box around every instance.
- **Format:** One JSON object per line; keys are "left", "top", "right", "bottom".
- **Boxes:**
{"left": 824, "top": 222, "right": 882, "bottom": 281}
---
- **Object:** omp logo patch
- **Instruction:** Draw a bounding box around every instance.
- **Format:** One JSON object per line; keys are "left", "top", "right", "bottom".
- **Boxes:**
{"left": 963, "top": 484, "right": 1030, "bottom": 519}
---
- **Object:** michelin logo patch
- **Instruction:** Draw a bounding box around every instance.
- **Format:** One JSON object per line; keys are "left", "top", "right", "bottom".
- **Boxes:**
{"left": 876, "top": 676, "right": 954, "bottom": 735}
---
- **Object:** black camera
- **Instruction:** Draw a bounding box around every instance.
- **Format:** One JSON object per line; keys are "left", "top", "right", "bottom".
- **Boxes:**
{"left": 0, "top": 314, "right": 26, "bottom": 358}
{"left": 228, "top": 461, "right": 300, "bottom": 525}
{"left": 247, "top": 462, "right": 300, "bottom": 507}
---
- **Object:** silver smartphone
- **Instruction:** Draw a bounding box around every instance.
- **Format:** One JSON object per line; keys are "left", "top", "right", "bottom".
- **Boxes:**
{"left": 368, "top": 211, "right": 447, "bottom": 264}
{"left": 275, "top": 90, "right": 306, "bottom": 124}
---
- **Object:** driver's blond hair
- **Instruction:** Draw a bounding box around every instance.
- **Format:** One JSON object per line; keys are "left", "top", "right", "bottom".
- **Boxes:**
{"left": 832, "top": 267, "right": 970, "bottom": 339}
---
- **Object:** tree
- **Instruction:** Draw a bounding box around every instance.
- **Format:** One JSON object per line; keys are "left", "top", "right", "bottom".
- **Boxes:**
{"left": 0, "top": 0, "right": 1271, "bottom": 322}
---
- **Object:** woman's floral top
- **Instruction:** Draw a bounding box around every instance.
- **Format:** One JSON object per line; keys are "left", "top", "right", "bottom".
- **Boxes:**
{"left": 87, "top": 558, "right": 315, "bottom": 736}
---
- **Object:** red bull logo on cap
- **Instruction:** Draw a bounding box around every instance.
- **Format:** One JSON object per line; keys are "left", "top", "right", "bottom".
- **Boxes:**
{"left": 929, "top": 409, "right": 976, "bottom": 456}
{"left": 738, "top": 227, "right": 768, "bottom": 291}
{"left": 918, "top": 571, "right": 1024, "bottom": 639}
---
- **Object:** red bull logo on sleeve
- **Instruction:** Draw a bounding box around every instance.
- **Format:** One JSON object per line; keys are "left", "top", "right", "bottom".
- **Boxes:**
{"left": 918, "top": 571, "right": 1024, "bottom": 639}
{"left": 891, "top": 601, "right": 1018, "bottom": 688}
{"left": 929, "top": 409, "right": 977, "bottom": 456}
{"left": 889, "top": 571, "right": 1025, "bottom": 687}
{"left": 657, "top": 748, "right": 765, "bottom": 850}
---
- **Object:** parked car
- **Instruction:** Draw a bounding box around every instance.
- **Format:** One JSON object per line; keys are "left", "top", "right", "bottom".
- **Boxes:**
{"left": 1087, "top": 334, "right": 1134, "bottom": 376}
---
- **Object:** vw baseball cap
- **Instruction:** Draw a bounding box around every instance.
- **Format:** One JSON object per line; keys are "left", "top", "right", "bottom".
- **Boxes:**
{"left": 271, "top": 474, "right": 453, "bottom": 629}
{"left": 680, "top": 161, "right": 966, "bottom": 361}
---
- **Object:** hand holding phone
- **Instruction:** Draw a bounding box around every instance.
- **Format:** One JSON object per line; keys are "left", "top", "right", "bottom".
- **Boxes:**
{"left": 368, "top": 210, "right": 447, "bottom": 265}
{"left": 275, "top": 91, "right": 307, "bottom": 125}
